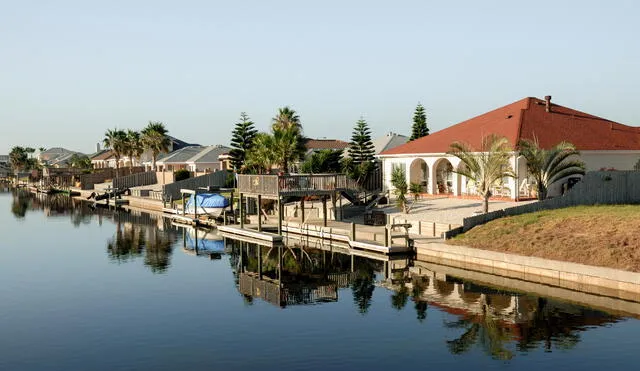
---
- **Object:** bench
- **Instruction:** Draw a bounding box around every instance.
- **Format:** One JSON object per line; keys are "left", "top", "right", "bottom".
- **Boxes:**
{"left": 364, "top": 210, "right": 386, "bottom": 226}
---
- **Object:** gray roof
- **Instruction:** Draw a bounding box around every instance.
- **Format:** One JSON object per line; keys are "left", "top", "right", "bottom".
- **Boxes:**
{"left": 157, "top": 146, "right": 206, "bottom": 164}
{"left": 372, "top": 132, "right": 408, "bottom": 154}
{"left": 187, "top": 145, "right": 231, "bottom": 163}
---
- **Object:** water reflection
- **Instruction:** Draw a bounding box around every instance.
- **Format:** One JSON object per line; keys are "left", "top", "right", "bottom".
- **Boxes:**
{"left": 106, "top": 212, "right": 178, "bottom": 274}
{"left": 386, "top": 272, "right": 621, "bottom": 359}
{"left": 9, "top": 189, "right": 180, "bottom": 273}
{"left": 6, "top": 189, "right": 636, "bottom": 363}
{"left": 9, "top": 188, "right": 92, "bottom": 225}
{"left": 228, "top": 237, "right": 626, "bottom": 360}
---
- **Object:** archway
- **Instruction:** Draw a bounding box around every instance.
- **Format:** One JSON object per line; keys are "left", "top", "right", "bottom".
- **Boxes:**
{"left": 409, "top": 158, "right": 429, "bottom": 193}
{"left": 434, "top": 159, "right": 454, "bottom": 194}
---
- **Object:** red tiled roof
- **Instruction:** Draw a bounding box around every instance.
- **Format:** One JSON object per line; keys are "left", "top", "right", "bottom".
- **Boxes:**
{"left": 304, "top": 139, "right": 349, "bottom": 150}
{"left": 380, "top": 97, "right": 640, "bottom": 155}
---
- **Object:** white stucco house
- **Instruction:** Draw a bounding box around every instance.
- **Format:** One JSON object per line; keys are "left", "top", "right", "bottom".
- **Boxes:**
{"left": 378, "top": 96, "right": 640, "bottom": 200}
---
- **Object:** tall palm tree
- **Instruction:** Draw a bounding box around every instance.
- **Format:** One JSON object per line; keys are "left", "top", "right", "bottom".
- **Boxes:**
{"left": 141, "top": 121, "right": 171, "bottom": 171}
{"left": 448, "top": 135, "right": 515, "bottom": 213}
{"left": 103, "top": 129, "right": 128, "bottom": 177}
{"left": 271, "top": 126, "right": 305, "bottom": 173}
{"left": 271, "top": 106, "right": 302, "bottom": 133}
{"left": 125, "top": 130, "right": 144, "bottom": 173}
{"left": 517, "top": 138, "right": 585, "bottom": 200}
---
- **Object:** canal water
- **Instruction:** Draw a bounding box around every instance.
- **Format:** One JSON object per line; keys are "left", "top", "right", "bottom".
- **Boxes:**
{"left": 1, "top": 188, "right": 639, "bottom": 370}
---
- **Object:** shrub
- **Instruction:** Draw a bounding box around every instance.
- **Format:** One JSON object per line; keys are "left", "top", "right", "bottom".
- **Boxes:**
{"left": 174, "top": 169, "right": 190, "bottom": 182}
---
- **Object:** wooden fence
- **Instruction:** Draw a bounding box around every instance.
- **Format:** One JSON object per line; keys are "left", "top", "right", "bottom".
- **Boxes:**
{"left": 78, "top": 167, "right": 145, "bottom": 190}
{"left": 459, "top": 171, "right": 640, "bottom": 234}
{"left": 113, "top": 171, "right": 157, "bottom": 190}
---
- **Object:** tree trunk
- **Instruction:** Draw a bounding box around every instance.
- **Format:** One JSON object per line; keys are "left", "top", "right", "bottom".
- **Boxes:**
{"left": 152, "top": 153, "right": 157, "bottom": 171}
{"left": 537, "top": 183, "right": 546, "bottom": 201}
{"left": 483, "top": 194, "right": 489, "bottom": 213}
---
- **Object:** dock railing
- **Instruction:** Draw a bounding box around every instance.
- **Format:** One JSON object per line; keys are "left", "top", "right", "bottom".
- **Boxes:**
{"left": 237, "top": 173, "right": 362, "bottom": 197}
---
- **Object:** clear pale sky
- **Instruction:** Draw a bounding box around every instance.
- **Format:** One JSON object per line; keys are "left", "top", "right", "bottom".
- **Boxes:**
{"left": 1, "top": 0, "right": 639, "bottom": 154}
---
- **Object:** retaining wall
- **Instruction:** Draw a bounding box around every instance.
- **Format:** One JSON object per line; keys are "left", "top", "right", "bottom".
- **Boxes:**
{"left": 415, "top": 242, "right": 640, "bottom": 300}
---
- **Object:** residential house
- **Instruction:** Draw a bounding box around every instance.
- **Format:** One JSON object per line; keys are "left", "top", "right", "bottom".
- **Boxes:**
{"left": 38, "top": 147, "right": 85, "bottom": 168}
{"left": 91, "top": 136, "right": 199, "bottom": 170}
{"left": 156, "top": 145, "right": 231, "bottom": 172}
{"left": 378, "top": 96, "right": 640, "bottom": 200}
{"left": 184, "top": 145, "right": 231, "bottom": 172}
{"left": 0, "top": 155, "right": 9, "bottom": 166}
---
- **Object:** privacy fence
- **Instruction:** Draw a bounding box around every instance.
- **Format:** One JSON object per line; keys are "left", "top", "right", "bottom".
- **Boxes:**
{"left": 113, "top": 171, "right": 157, "bottom": 190}
{"left": 458, "top": 171, "right": 640, "bottom": 235}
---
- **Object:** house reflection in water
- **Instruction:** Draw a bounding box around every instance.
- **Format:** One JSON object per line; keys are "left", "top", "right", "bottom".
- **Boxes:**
{"left": 384, "top": 266, "right": 623, "bottom": 360}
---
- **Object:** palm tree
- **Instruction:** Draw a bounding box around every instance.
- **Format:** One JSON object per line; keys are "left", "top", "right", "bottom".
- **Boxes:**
{"left": 103, "top": 129, "right": 127, "bottom": 177}
{"left": 517, "top": 138, "right": 585, "bottom": 200}
{"left": 272, "top": 106, "right": 302, "bottom": 133}
{"left": 141, "top": 121, "right": 171, "bottom": 170}
{"left": 271, "top": 126, "right": 305, "bottom": 173}
{"left": 448, "top": 135, "right": 515, "bottom": 213}
{"left": 125, "top": 130, "right": 144, "bottom": 173}
{"left": 245, "top": 133, "right": 276, "bottom": 174}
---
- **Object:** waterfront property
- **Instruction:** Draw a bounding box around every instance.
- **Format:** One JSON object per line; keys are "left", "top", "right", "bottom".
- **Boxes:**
{"left": 231, "top": 173, "right": 412, "bottom": 254}
{"left": 378, "top": 96, "right": 640, "bottom": 200}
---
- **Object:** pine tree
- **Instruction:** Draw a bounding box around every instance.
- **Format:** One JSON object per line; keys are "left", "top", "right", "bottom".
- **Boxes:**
{"left": 229, "top": 112, "right": 258, "bottom": 171}
{"left": 348, "top": 117, "right": 375, "bottom": 164}
{"left": 409, "top": 103, "right": 429, "bottom": 141}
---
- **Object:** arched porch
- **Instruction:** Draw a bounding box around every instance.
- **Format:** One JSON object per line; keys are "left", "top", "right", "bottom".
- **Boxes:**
{"left": 409, "top": 158, "right": 429, "bottom": 193}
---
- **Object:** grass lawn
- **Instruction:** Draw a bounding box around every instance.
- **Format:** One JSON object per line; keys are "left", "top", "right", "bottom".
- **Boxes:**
{"left": 448, "top": 205, "right": 640, "bottom": 272}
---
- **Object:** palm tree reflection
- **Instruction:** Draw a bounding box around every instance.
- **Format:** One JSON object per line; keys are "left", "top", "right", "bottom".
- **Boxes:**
{"left": 107, "top": 218, "right": 175, "bottom": 273}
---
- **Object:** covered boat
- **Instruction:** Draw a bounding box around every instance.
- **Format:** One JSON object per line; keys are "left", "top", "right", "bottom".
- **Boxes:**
{"left": 184, "top": 193, "right": 229, "bottom": 217}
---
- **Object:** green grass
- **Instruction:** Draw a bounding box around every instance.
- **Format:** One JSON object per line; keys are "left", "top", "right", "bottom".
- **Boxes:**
{"left": 449, "top": 204, "right": 640, "bottom": 272}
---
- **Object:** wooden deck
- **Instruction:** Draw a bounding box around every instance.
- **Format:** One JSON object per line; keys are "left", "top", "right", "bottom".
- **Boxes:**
{"left": 237, "top": 174, "right": 360, "bottom": 198}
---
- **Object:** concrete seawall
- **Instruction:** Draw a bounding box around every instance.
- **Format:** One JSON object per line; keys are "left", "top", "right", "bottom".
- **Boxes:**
{"left": 415, "top": 242, "right": 640, "bottom": 302}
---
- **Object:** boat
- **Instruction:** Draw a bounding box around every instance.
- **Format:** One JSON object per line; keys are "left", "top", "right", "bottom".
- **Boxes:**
{"left": 184, "top": 193, "right": 230, "bottom": 218}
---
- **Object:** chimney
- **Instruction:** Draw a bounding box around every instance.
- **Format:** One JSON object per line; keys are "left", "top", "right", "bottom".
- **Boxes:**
{"left": 96, "top": 143, "right": 101, "bottom": 152}
{"left": 544, "top": 95, "right": 552, "bottom": 112}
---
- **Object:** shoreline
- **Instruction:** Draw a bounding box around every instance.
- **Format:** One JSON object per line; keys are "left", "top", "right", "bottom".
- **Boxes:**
{"left": 68, "top": 191, "right": 640, "bottom": 301}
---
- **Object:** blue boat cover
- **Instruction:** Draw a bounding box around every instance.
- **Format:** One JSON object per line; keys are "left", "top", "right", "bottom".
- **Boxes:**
{"left": 186, "top": 193, "right": 229, "bottom": 209}
{"left": 186, "top": 234, "right": 225, "bottom": 252}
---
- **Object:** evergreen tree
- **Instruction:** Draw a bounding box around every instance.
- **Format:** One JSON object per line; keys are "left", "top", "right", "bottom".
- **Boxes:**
{"left": 229, "top": 112, "right": 258, "bottom": 171}
{"left": 410, "top": 103, "right": 429, "bottom": 141}
{"left": 348, "top": 117, "right": 375, "bottom": 164}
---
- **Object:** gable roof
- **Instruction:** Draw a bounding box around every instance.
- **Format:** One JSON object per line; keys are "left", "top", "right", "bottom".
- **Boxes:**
{"left": 186, "top": 145, "right": 231, "bottom": 163}
{"left": 372, "top": 132, "right": 408, "bottom": 154}
{"left": 157, "top": 146, "right": 206, "bottom": 164}
{"left": 380, "top": 97, "right": 640, "bottom": 155}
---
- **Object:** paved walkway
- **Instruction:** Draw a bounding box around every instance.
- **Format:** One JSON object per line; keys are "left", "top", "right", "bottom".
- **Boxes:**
{"left": 347, "top": 197, "right": 537, "bottom": 226}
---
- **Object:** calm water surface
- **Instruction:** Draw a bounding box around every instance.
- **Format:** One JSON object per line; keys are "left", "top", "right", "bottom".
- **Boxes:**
{"left": 1, "top": 188, "right": 639, "bottom": 370}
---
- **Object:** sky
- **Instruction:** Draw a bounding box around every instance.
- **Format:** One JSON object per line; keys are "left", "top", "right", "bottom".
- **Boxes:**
{"left": 1, "top": 0, "right": 639, "bottom": 154}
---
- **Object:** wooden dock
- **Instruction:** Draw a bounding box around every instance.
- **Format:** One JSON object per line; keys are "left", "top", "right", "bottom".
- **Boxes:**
{"left": 217, "top": 225, "right": 284, "bottom": 244}
{"left": 217, "top": 221, "right": 411, "bottom": 255}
